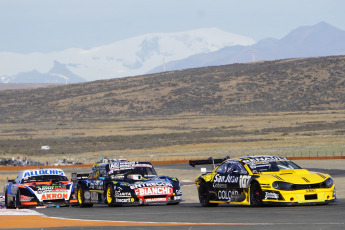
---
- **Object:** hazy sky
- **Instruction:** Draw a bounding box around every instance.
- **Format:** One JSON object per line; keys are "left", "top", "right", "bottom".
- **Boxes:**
{"left": 1, "top": 0, "right": 344, "bottom": 53}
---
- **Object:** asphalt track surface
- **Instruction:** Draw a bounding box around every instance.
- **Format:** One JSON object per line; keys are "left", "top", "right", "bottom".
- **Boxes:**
{"left": 12, "top": 200, "right": 344, "bottom": 230}
{"left": 2, "top": 164, "right": 345, "bottom": 230}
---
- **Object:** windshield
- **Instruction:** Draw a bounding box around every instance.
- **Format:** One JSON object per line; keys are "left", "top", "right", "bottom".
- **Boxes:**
{"left": 22, "top": 175, "right": 69, "bottom": 183}
{"left": 110, "top": 166, "right": 157, "bottom": 178}
{"left": 248, "top": 160, "right": 301, "bottom": 173}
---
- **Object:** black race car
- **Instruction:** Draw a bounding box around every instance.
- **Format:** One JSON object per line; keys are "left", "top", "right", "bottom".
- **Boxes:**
{"left": 73, "top": 160, "right": 183, "bottom": 207}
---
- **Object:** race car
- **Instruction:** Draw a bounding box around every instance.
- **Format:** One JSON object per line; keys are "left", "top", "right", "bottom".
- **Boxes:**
{"left": 189, "top": 155, "right": 336, "bottom": 206}
{"left": 4, "top": 168, "right": 77, "bottom": 208}
{"left": 73, "top": 160, "right": 183, "bottom": 207}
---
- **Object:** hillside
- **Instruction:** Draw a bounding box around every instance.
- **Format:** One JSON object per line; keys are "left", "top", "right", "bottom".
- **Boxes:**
{"left": 1, "top": 55, "right": 345, "bottom": 123}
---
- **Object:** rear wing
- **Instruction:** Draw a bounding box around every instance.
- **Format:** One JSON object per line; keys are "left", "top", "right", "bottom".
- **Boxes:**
{"left": 189, "top": 156, "right": 229, "bottom": 167}
{"left": 71, "top": 172, "right": 90, "bottom": 183}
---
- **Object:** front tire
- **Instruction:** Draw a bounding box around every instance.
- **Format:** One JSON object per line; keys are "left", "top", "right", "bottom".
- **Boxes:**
{"left": 15, "top": 192, "right": 21, "bottom": 209}
{"left": 198, "top": 182, "right": 218, "bottom": 207}
{"left": 106, "top": 184, "right": 116, "bottom": 207}
{"left": 250, "top": 182, "right": 263, "bottom": 207}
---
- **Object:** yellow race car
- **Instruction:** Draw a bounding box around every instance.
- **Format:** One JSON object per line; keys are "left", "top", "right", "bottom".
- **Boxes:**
{"left": 189, "top": 155, "right": 336, "bottom": 206}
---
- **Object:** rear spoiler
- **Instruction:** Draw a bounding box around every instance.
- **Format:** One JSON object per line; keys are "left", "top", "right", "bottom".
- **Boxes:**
{"left": 71, "top": 172, "right": 90, "bottom": 183}
{"left": 189, "top": 156, "right": 229, "bottom": 167}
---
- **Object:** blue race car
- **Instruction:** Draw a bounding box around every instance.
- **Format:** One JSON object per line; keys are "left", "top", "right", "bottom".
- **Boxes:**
{"left": 4, "top": 168, "right": 77, "bottom": 208}
{"left": 73, "top": 160, "right": 183, "bottom": 207}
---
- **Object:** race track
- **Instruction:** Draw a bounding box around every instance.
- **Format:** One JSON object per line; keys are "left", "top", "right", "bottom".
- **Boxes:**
{"left": 5, "top": 200, "right": 342, "bottom": 230}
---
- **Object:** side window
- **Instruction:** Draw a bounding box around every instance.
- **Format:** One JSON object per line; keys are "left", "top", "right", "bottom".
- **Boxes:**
{"left": 227, "top": 162, "right": 248, "bottom": 175}
{"left": 99, "top": 169, "right": 107, "bottom": 178}
{"left": 15, "top": 172, "right": 23, "bottom": 184}
{"left": 89, "top": 169, "right": 98, "bottom": 179}
{"left": 216, "top": 163, "right": 228, "bottom": 173}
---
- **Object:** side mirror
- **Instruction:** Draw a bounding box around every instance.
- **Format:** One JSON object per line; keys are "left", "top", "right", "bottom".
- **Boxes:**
{"left": 231, "top": 169, "right": 239, "bottom": 174}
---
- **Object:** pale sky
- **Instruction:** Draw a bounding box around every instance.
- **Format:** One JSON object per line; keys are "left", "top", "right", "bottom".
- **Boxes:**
{"left": 0, "top": 0, "right": 344, "bottom": 53}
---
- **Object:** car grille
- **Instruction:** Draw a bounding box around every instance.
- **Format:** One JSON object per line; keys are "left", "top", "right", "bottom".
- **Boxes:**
{"left": 42, "top": 199, "right": 68, "bottom": 206}
{"left": 292, "top": 183, "right": 326, "bottom": 190}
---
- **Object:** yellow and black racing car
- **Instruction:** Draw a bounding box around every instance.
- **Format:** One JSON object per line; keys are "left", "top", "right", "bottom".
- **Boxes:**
{"left": 189, "top": 155, "right": 336, "bottom": 206}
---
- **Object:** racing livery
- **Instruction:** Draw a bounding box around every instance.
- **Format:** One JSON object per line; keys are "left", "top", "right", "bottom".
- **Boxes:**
{"left": 73, "top": 160, "right": 183, "bottom": 207}
{"left": 190, "top": 155, "right": 336, "bottom": 206}
{"left": 4, "top": 168, "right": 77, "bottom": 208}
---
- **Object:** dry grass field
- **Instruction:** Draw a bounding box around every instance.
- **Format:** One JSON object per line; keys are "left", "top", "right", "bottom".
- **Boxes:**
{"left": 1, "top": 110, "right": 345, "bottom": 165}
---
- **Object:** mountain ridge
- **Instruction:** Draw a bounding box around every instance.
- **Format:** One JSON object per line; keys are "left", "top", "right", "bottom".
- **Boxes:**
{"left": 1, "top": 55, "right": 345, "bottom": 123}
{"left": 149, "top": 22, "right": 345, "bottom": 73}
{"left": 0, "top": 28, "right": 254, "bottom": 82}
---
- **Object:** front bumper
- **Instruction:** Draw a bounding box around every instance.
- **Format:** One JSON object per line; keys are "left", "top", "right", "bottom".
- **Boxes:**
{"left": 262, "top": 188, "right": 336, "bottom": 206}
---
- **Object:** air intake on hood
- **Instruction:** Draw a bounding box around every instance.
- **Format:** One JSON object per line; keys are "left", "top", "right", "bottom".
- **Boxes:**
{"left": 301, "top": 177, "right": 310, "bottom": 183}
{"left": 317, "top": 173, "right": 327, "bottom": 179}
{"left": 272, "top": 175, "right": 284, "bottom": 181}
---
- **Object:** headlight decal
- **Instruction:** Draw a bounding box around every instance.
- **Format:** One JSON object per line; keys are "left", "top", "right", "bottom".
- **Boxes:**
{"left": 272, "top": 181, "right": 294, "bottom": 190}
{"left": 323, "top": 178, "right": 333, "bottom": 188}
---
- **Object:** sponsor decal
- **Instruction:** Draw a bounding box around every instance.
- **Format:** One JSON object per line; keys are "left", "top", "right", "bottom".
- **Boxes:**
{"left": 306, "top": 189, "right": 316, "bottom": 193}
{"left": 20, "top": 195, "right": 34, "bottom": 202}
{"left": 112, "top": 174, "right": 125, "bottom": 180}
{"left": 41, "top": 193, "right": 68, "bottom": 200}
{"left": 218, "top": 190, "right": 232, "bottom": 200}
{"left": 218, "top": 190, "right": 238, "bottom": 201}
{"left": 109, "top": 161, "right": 153, "bottom": 173}
{"left": 115, "top": 191, "right": 132, "bottom": 198}
{"left": 213, "top": 183, "right": 227, "bottom": 189}
{"left": 109, "top": 162, "right": 134, "bottom": 171}
{"left": 130, "top": 181, "right": 173, "bottom": 189}
{"left": 37, "top": 186, "right": 68, "bottom": 194}
{"left": 23, "top": 169, "right": 65, "bottom": 178}
{"left": 214, "top": 174, "right": 239, "bottom": 183}
{"left": 145, "top": 197, "right": 168, "bottom": 203}
{"left": 135, "top": 186, "right": 173, "bottom": 196}
{"left": 264, "top": 192, "right": 280, "bottom": 200}
{"left": 242, "top": 156, "right": 288, "bottom": 164}
{"left": 239, "top": 175, "right": 251, "bottom": 188}
{"left": 91, "top": 192, "right": 98, "bottom": 201}
{"left": 115, "top": 198, "right": 131, "bottom": 203}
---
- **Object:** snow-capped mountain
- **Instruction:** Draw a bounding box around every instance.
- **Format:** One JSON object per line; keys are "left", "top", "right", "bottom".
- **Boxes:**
{"left": 0, "top": 28, "right": 255, "bottom": 82}
{"left": 4, "top": 61, "right": 86, "bottom": 84}
{"left": 148, "top": 22, "right": 345, "bottom": 72}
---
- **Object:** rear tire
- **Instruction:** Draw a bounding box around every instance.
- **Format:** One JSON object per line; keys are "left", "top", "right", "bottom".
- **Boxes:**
{"left": 4, "top": 191, "right": 13, "bottom": 209}
{"left": 198, "top": 182, "right": 218, "bottom": 207}
{"left": 77, "top": 186, "right": 93, "bottom": 208}
{"left": 250, "top": 182, "right": 263, "bottom": 207}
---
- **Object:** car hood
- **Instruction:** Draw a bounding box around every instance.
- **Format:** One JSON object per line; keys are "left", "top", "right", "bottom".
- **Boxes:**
{"left": 259, "top": 169, "right": 330, "bottom": 184}
{"left": 127, "top": 177, "right": 176, "bottom": 189}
